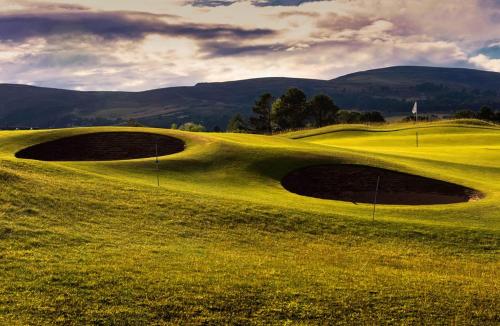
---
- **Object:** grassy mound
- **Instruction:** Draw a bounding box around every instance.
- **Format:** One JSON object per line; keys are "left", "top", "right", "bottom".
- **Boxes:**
{"left": 0, "top": 121, "right": 499, "bottom": 324}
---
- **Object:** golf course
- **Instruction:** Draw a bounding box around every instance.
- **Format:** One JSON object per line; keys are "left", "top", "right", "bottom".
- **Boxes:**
{"left": 0, "top": 119, "right": 499, "bottom": 324}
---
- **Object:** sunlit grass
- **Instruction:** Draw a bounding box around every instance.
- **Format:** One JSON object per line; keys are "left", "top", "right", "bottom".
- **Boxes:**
{"left": 0, "top": 120, "right": 499, "bottom": 324}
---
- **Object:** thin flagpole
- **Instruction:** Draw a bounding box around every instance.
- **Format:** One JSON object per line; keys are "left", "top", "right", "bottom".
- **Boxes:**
{"left": 413, "top": 101, "right": 418, "bottom": 124}
{"left": 155, "top": 143, "right": 160, "bottom": 187}
{"left": 416, "top": 103, "right": 418, "bottom": 124}
{"left": 372, "top": 176, "right": 380, "bottom": 222}
{"left": 413, "top": 101, "right": 419, "bottom": 146}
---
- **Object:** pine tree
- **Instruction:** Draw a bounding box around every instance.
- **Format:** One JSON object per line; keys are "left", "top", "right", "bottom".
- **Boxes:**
{"left": 226, "top": 114, "right": 248, "bottom": 132}
{"left": 272, "top": 88, "right": 307, "bottom": 130}
{"left": 249, "top": 93, "right": 273, "bottom": 133}
{"left": 307, "top": 94, "right": 339, "bottom": 127}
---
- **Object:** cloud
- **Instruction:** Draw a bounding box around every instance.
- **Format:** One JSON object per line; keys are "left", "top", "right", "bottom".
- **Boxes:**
{"left": 277, "top": 10, "right": 320, "bottom": 18}
{"left": 0, "top": 36, "right": 208, "bottom": 91}
{"left": 200, "top": 41, "right": 285, "bottom": 57}
{"left": 189, "top": 0, "right": 237, "bottom": 6}
{"left": 317, "top": 13, "right": 374, "bottom": 32}
{"left": 10, "top": 0, "right": 90, "bottom": 11}
{"left": 0, "top": 11, "right": 275, "bottom": 43}
{"left": 477, "top": 43, "right": 500, "bottom": 59}
{"left": 187, "top": 0, "right": 332, "bottom": 7}
{"left": 479, "top": 0, "right": 500, "bottom": 8}
{"left": 469, "top": 54, "right": 500, "bottom": 72}
{"left": 1, "top": 0, "right": 499, "bottom": 91}
{"left": 252, "top": 0, "right": 331, "bottom": 6}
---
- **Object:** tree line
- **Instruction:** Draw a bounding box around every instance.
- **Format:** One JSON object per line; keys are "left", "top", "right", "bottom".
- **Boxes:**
{"left": 401, "top": 106, "right": 500, "bottom": 123}
{"left": 453, "top": 106, "right": 500, "bottom": 123}
{"left": 172, "top": 88, "right": 500, "bottom": 133}
{"left": 227, "top": 88, "right": 385, "bottom": 133}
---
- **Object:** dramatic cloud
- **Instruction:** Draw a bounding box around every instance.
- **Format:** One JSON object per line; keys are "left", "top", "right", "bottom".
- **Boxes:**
{"left": 188, "top": 0, "right": 331, "bottom": 7}
{"left": 189, "top": 0, "right": 237, "bottom": 6}
{"left": 12, "top": 0, "right": 90, "bottom": 11}
{"left": 0, "top": 11, "right": 274, "bottom": 43}
{"left": 0, "top": 0, "right": 499, "bottom": 91}
{"left": 252, "top": 0, "right": 331, "bottom": 6}
{"left": 200, "top": 41, "right": 285, "bottom": 57}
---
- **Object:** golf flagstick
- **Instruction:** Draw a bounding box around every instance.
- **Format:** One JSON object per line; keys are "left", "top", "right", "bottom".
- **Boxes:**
{"left": 372, "top": 176, "right": 380, "bottom": 222}
{"left": 412, "top": 101, "right": 419, "bottom": 147}
{"left": 412, "top": 101, "right": 418, "bottom": 124}
{"left": 155, "top": 143, "right": 160, "bottom": 187}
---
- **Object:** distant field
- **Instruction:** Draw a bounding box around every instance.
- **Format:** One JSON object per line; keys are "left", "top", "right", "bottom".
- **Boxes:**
{"left": 0, "top": 120, "right": 498, "bottom": 324}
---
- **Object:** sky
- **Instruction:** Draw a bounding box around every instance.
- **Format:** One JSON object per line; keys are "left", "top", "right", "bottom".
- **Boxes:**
{"left": 0, "top": 0, "right": 499, "bottom": 91}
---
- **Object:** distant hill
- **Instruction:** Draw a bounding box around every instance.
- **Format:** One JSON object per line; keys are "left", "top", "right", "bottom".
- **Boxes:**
{"left": 1, "top": 66, "right": 500, "bottom": 129}
{"left": 329, "top": 66, "right": 500, "bottom": 113}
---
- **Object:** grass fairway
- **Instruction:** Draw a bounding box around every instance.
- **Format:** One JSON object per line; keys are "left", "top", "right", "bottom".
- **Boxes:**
{"left": 0, "top": 120, "right": 499, "bottom": 324}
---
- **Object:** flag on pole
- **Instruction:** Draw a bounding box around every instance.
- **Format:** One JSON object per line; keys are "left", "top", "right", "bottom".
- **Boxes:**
{"left": 412, "top": 101, "right": 418, "bottom": 115}
{"left": 412, "top": 101, "right": 418, "bottom": 124}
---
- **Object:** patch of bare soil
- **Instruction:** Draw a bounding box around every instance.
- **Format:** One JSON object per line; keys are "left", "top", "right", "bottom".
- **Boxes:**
{"left": 15, "top": 132, "right": 185, "bottom": 161}
{"left": 281, "top": 164, "right": 482, "bottom": 205}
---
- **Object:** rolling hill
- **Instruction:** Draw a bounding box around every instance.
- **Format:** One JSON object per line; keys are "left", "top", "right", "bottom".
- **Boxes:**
{"left": 1, "top": 66, "right": 500, "bottom": 129}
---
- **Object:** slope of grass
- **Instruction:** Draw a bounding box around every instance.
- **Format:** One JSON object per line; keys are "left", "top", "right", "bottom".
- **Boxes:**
{"left": 0, "top": 121, "right": 499, "bottom": 324}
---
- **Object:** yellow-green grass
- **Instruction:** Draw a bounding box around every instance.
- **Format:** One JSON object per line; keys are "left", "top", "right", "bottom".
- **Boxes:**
{"left": 0, "top": 120, "right": 499, "bottom": 324}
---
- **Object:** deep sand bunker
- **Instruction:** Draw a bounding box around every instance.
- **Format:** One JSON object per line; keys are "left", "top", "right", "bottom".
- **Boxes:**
{"left": 282, "top": 164, "right": 481, "bottom": 205}
{"left": 16, "top": 132, "right": 185, "bottom": 161}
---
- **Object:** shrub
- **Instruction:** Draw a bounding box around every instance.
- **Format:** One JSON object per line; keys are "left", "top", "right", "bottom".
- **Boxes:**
{"left": 179, "top": 122, "right": 205, "bottom": 132}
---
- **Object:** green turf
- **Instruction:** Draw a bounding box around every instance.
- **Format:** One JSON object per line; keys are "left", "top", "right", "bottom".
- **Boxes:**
{"left": 0, "top": 120, "right": 499, "bottom": 324}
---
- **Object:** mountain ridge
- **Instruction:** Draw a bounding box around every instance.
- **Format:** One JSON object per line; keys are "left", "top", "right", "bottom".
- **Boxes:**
{"left": 1, "top": 66, "right": 499, "bottom": 129}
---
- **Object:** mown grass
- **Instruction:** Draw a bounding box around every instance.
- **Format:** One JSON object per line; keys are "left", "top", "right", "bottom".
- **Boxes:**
{"left": 0, "top": 120, "right": 499, "bottom": 324}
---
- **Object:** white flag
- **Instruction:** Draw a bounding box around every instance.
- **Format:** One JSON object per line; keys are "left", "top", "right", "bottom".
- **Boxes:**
{"left": 412, "top": 102, "right": 418, "bottom": 114}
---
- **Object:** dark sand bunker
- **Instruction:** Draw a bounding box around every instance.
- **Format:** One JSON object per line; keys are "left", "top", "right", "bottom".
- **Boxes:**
{"left": 16, "top": 132, "right": 185, "bottom": 161}
{"left": 282, "top": 164, "right": 482, "bottom": 205}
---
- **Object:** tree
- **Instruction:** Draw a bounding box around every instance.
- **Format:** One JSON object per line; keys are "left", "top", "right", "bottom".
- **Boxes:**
{"left": 179, "top": 122, "right": 205, "bottom": 132}
{"left": 249, "top": 93, "right": 273, "bottom": 133}
{"left": 270, "top": 98, "right": 284, "bottom": 130}
{"left": 478, "top": 106, "right": 495, "bottom": 121}
{"left": 170, "top": 123, "right": 178, "bottom": 129}
{"left": 271, "top": 88, "right": 307, "bottom": 130}
{"left": 226, "top": 114, "right": 248, "bottom": 132}
{"left": 361, "top": 111, "right": 385, "bottom": 123}
{"left": 337, "top": 110, "right": 362, "bottom": 124}
{"left": 454, "top": 110, "right": 476, "bottom": 119}
{"left": 307, "top": 94, "right": 339, "bottom": 127}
